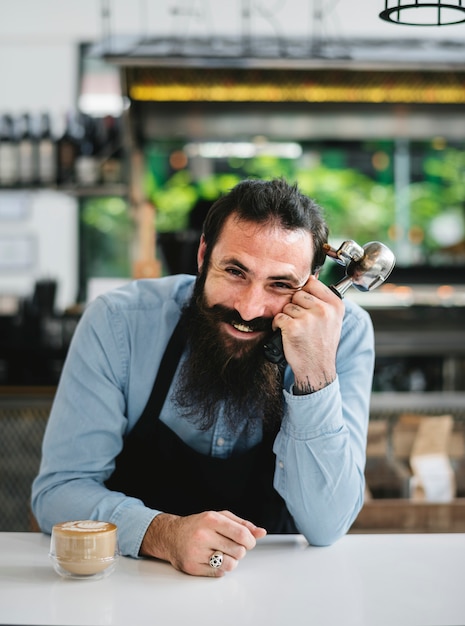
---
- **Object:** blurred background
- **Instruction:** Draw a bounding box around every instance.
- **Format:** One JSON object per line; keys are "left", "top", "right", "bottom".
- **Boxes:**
{"left": 1, "top": 0, "right": 465, "bottom": 532}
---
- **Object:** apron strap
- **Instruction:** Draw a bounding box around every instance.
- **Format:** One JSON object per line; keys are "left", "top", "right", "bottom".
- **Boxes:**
{"left": 135, "top": 316, "right": 186, "bottom": 439}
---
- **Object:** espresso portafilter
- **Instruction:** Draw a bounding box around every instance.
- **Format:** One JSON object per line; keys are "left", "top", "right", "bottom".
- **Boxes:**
{"left": 324, "top": 240, "right": 396, "bottom": 298}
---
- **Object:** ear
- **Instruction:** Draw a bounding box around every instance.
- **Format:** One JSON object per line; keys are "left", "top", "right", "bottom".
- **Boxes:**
{"left": 197, "top": 234, "right": 207, "bottom": 272}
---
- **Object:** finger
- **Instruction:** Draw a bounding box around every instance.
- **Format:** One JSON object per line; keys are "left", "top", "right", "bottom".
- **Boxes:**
{"left": 243, "top": 523, "right": 267, "bottom": 540}
{"left": 300, "top": 274, "right": 341, "bottom": 302}
{"left": 205, "top": 551, "right": 239, "bottom": 577}
{"left": 292, "top": 289, "right": 316, "bottom": 309}
{"left": 216, "top": 511, "right": 266, "bottom": 547}
{"left": 217, "top": 509, "right": 266, "bottom": 534}
{"left": 207, "top": 565, "right": 225, "bottom": 578}
{"left": 282, "top": 301, "right": 306, "bottom": 319}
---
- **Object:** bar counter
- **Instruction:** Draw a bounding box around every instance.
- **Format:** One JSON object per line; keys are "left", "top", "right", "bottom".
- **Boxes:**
{"left": 0, "top": 532, "right": 464, "bottom": 626}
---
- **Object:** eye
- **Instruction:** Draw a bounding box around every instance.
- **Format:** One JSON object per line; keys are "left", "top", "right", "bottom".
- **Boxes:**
{"left": 226, "top": 267, "right": 245, "bottom": 278}
{"left": 271, "top": 281, "right": 297, "bottom": 292}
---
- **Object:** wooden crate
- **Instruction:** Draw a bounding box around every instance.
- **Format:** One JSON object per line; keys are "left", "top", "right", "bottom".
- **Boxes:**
{"left": 354, "top": 413, "right": 465, "bottom": 533}
{"left": 350, "top": 499, "right": 465, "bottom": 534}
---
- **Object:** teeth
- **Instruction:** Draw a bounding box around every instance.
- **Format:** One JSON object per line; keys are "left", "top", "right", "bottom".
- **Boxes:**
{"left": 232, "top": 322, "right": 254, "bottom": 333}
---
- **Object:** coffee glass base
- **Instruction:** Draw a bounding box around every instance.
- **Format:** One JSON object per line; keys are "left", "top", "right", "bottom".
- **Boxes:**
{"left": 49, "top": 554, "right": 119, "bottom": 580}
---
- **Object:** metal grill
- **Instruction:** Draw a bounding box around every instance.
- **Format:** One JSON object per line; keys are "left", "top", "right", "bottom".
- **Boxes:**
{"left": 0, "top": 395, "right": 52, "bottom": 531}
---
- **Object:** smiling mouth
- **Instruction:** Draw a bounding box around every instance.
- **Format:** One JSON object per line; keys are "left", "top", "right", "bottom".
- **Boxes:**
{"left": 232, "top": 322, "right": 255, "bottom": 333}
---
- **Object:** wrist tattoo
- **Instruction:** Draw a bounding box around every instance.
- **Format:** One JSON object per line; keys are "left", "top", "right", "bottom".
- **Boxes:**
{"left": 293, "top": 374, "right": 335, "bottom": 396}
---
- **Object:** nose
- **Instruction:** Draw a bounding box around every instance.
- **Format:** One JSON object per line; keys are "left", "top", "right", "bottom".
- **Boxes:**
{"left": 233, "top": 282, "right": 274, "bottom": 321}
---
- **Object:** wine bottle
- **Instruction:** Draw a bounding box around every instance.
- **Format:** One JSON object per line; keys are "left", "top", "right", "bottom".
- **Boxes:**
{"left": 17, "top": 112, "right": 37, "bottom": 186}
{"left": 100, "top": 115, "right": 123, "bottom": 185}
{"left": 75, "top": 113, "right": 100, "bottom": 186}
{"left": 0, "top": 114, "right": 19, "bottom": 187}
{"left": 37, "top": 112, "right": 57, "bottom": 186}
{"left": 56, "top": 111, "right": 79, "bottom": 185}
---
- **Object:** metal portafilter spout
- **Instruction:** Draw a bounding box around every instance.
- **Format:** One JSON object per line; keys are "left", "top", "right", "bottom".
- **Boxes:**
{"left": 324, "top": 240, "right": 396, "bottom": 298}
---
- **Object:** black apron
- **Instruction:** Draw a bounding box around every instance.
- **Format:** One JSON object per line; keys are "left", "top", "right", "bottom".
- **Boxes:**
{"left": 105, "top": 320, "right": 297, "bottom": 533}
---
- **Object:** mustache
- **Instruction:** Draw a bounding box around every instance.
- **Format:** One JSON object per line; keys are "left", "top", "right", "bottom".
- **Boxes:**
{"left": 205, "top": 303, "right": 274, "bottom": 334}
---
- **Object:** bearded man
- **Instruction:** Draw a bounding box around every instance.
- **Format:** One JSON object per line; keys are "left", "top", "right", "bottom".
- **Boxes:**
{"left": 32, "top": 178, "right": 374, "bottom": 577}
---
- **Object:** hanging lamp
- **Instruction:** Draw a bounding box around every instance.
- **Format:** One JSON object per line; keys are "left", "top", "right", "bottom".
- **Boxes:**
{"left": 379, "top": 0, "right": 465, "bottom": 25}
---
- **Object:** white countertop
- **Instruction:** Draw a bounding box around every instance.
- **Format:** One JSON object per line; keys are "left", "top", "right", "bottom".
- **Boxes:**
{"left": 0, "top": 532, "right": 464, "bottom": 626}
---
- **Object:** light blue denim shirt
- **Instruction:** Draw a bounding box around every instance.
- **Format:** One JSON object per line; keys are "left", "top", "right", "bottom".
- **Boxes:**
{"left": 32, "top": 274, "right": 374, "bottom": 557}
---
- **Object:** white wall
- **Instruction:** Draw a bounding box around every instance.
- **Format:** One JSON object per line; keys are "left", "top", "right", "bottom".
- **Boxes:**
{"left": 0, "top": 190, "right": 78, "bottom": 311}
{"left": 0, "top": 0, "right": 463, "bottom": 311}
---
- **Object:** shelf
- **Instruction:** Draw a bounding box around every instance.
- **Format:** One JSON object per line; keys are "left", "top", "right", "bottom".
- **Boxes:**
{"left": 375, "top": 330, "right": 465, "bottom": 357}
{"left": 370, "top": 391, "right": 465, "bottom": 416}
{"left": 0, "top": 184, "right": 128, "bottom": 197}
{"left": 52, "top": 184, "right": 128, "bottom": 197}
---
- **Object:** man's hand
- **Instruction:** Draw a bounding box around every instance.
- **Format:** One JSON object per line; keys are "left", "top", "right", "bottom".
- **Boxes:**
{"left": 140, "top": 510, "right": 267, "bottom": 577}
{"left": 273, "top": 275, "right": 344, "bottom": 394}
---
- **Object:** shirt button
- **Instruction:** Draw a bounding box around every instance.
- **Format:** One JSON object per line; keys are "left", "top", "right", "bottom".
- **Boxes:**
{"left": 279, "top": 461, "right": 284, "bottom": 469}
{"left": 217, "top": 437, "right": 225, "bottom": 447}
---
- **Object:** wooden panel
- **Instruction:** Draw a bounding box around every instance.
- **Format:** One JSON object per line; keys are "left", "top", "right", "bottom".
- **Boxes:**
{"left": 351, "top": 499, "right": 465, "bottom": 533}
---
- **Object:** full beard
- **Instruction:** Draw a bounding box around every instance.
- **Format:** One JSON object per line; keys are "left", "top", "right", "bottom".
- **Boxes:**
{"left": 173, "top": 283, "right": 284, "bottom": 435}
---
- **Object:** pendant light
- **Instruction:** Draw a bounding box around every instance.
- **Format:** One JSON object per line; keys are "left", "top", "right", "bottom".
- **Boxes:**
{"left": 379, "top": 0, "right": 465, "bottom": 25}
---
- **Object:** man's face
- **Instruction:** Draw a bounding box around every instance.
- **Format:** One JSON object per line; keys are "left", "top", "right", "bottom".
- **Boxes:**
{"left": 197, "top": 214, "right": 314, "bottom": 355}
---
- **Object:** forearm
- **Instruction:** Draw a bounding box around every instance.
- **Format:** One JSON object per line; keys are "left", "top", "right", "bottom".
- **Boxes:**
{"left": 276, "top": 300, "right": 373, "bottom": 543}
{"left": 281, "top": 359, "right": 363, "bottom": 536}
{"left": 32, "top": 475, "right": 158, "bottom": 557}
{"left": 274, "top": 417, "right": 365, "bottom": 544}
{"left": 274, "top": 375, "right": 369, "bottom": 545}
{"left": 139, "top": 513, "right": 179, "bottom": 560}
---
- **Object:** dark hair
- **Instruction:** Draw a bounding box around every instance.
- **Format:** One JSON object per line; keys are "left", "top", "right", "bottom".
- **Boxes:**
{"left": 201, "top": 178, "right": 328, "bottom": 273}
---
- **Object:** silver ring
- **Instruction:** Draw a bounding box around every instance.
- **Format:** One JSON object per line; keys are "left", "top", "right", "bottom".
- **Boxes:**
{"left": 209, "top": 551, "right": 223, "bottom": 569}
